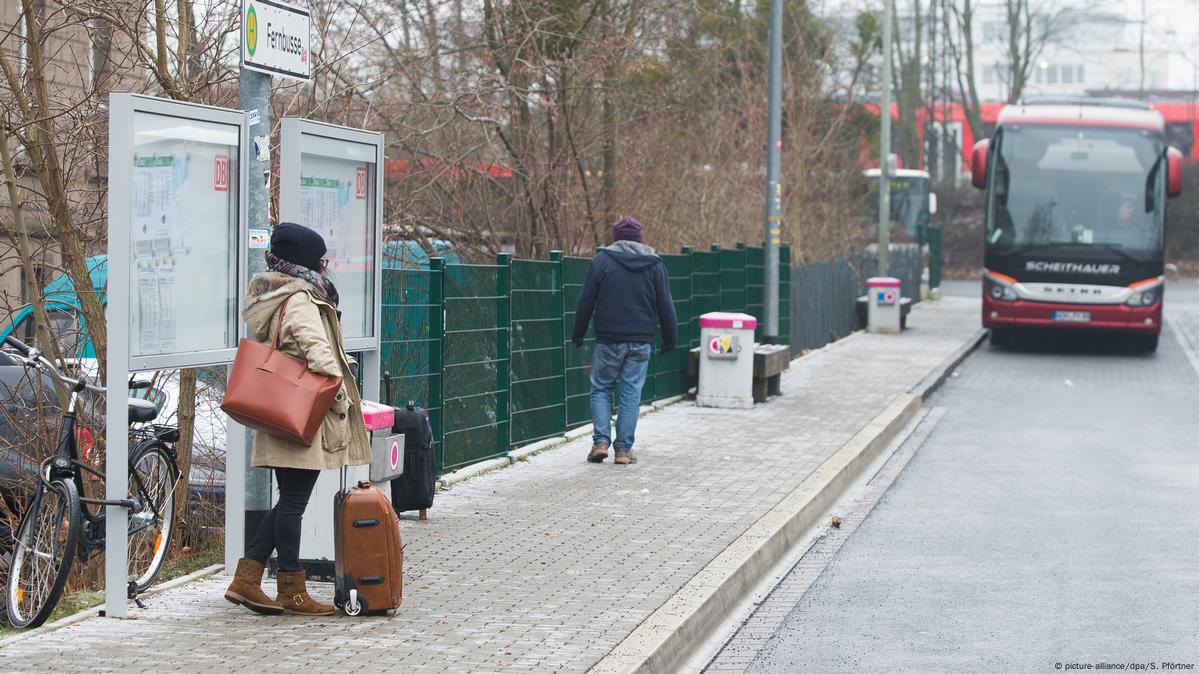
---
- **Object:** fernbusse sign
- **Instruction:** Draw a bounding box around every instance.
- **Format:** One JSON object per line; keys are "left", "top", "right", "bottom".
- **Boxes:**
{"left": 242, "top": 0, "right": 311, "bottom": 81}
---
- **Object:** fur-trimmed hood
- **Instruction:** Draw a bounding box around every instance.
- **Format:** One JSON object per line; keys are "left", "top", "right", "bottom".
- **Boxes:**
{"left": 243, "top": 272, "right": 323, "bottom": 342}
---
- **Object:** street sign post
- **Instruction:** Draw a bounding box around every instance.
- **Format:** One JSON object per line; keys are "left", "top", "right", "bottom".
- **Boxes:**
{"left": 241, "top": 0, "right": 311, "bottom": 82}
{"left": 229, "top": 0, "right": 313, "bottom": 569}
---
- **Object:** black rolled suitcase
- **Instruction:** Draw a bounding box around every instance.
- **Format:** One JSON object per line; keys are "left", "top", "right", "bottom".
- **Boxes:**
{"left": 385, "top": 373, "right": 436, "bottom": 519}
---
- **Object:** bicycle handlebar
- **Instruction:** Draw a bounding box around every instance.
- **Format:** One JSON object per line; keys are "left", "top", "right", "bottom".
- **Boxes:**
{"left": 4, "top": 335, "right": 32, "bottom": 356}
{"left": 2, "top": 336, "right": 105, "bottom": 394}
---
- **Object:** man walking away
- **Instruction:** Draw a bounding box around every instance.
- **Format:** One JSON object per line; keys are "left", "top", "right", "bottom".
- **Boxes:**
{"left": 571, "top": 216, "right": 678, "bottom": 465}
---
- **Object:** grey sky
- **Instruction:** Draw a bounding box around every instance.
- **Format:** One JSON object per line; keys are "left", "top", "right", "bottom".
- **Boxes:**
{"left": 812, "top": 0, "right": 1199, "bottom": 89}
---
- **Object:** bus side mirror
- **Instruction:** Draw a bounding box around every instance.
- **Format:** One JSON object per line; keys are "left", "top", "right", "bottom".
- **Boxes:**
{"left": 971, "top": 140, "right": 989, "bottom": 190}
{"left": 928, "top": 192, "right": 938, "bottom": 216}
{"left": 1167, "top": 147, "right": 1183, "bottom": 198}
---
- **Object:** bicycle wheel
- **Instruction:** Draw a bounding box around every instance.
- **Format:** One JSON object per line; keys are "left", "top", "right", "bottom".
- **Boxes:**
{"left": 127, "top": 444, "right": 177, "bottom": 592}
{"left": 6, "top": 478, "right": 81, "bottom": 628}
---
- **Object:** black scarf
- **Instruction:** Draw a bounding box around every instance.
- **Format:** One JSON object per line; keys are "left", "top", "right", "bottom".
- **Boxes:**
{"left": 265, "top": 251, "right": 341, "bottom": 308}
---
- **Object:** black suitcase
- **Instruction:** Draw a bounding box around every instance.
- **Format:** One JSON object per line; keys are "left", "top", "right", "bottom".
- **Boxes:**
{"left": 385, "top": 374, "right": 435, "bottom": 519}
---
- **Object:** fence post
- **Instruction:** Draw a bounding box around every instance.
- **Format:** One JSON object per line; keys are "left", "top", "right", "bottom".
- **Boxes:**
{"left": 429, "top": 257, "right": 446, "bottom": 474}
{"left": 496, "top": 252, "right": 513, "bottom": 459}
{"left": 779, "top": 244, "right": 791, "bottom": 350}
{"left": 680, "top": 246, "right": 692, "bottom": 350}
{"left": 928, "top": 225, "right": 942, "bottom": 299}
{"left": 550, "top": 250, "right": 566, "bottom": 437}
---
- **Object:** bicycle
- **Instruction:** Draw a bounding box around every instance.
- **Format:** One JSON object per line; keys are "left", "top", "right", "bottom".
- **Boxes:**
{"left": 1, "top": 336, "right": 180, "bottom": 628}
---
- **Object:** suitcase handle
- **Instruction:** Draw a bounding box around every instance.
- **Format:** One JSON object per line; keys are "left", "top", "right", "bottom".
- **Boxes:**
{"left": 352, "top": 518, "right": 380, "bottom": 528}
{"left": 358, "top": 576, "right": 384, "bottom": 585}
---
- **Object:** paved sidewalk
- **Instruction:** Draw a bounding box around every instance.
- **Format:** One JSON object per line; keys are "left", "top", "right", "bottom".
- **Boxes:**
{"left": 0, "top": 298, "right": 980, "bottom": 673}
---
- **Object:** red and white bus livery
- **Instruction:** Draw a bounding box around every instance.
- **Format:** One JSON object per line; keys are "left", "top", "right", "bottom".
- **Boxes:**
{"left": 970, "top": 98, "right": 1184, "bottom": 351}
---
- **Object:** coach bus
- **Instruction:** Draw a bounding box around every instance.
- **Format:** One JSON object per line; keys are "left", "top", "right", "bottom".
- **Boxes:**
{"left": 970, "top": 98, "right": 1183, "bottom": 351}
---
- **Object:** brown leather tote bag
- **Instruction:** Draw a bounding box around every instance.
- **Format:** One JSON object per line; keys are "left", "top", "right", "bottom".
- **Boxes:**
{"left": 222, "top": 294, "right": 343, "bottom": 445}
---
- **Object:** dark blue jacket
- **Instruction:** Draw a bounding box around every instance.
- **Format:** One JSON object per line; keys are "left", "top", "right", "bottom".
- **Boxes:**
{"left": 571, "top": 241, "right": 678, "bottom": 352}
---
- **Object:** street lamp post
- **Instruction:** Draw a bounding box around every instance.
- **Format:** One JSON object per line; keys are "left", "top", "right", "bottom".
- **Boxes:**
{"left": 763, "top": 0, "right": 783, "bottom": 342}
{"left": 878, "top": 0, "right": 894, "bottom": 278}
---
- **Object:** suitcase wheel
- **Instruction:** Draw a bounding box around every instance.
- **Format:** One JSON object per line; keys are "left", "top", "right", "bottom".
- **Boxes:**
{"left": 344, "top": 589, "right": 364, "bottom": 616}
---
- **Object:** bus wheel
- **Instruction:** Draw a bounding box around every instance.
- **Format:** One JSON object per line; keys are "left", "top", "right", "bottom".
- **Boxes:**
{"left": 989, "top": 328, "right": 1012, "bottom": 348}
{"left": 1135, "top": 334, "right": 1159, "bottom": 353}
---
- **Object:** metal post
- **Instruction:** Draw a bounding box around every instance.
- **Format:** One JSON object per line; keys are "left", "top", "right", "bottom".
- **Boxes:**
{"left": 549, "top": 250, "right": 566, "bottom": 435}
{"left": 104, "top": 93, "right": 132, "bottom": 618}
{"left": 235, "top": 67, "right": 272, "bottom": 565}
{"left": 496, "top": 252, "right": 512, "bottom": 455}
{"left": 762, "top": 0, "right": 783, "bottom": 343}
{"left": 878, "top": 0, "right": 894, "bottom": 278}
{"left": 428, "top": 257, "right": 446, "bottom": 473}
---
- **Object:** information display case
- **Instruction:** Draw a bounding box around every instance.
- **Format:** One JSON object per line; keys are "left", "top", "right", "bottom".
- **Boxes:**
{"left": 107, "top": 93, "right": 248, "bottom": 617}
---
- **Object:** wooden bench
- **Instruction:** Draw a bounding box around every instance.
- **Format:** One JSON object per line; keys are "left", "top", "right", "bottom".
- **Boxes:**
{"left": 855, "top": 295, "right": 913, "bottom": 331}
{"left": 752, "top": 343, "right": 790, "bottom": 403}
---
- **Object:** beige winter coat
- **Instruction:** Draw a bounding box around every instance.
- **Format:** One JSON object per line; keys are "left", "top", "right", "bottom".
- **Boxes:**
{"left": 242, "top": 272, "right": 371, "bottom": 470}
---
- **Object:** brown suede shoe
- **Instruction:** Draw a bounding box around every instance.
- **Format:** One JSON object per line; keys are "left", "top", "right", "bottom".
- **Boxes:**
{"left": 587, "top": 441, "right": 610, "bottom": 463}
{"left": 275, "top": 570, "right": 335, "bottom": 616}
{"left": 224, "top": 558, "right": 284, "bottom": 615}
{"left": 614, "top": 450, "right": 638, "bottom": 465}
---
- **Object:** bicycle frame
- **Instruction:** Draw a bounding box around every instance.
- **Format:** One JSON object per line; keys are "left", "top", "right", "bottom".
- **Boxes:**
{"left": 16, "top": 351, "right": 179, "bottom": 561}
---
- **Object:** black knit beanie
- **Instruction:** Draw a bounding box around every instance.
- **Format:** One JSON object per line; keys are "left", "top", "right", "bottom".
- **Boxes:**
{"left": 270, "top": 222, "right": 327, "bottom": 271}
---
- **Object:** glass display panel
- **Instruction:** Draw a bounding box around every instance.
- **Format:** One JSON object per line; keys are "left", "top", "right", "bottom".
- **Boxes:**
{"left": 130, "top": 111, "right": 240, "bottom": 358}
{"left": 296, "top": 134, "right": 376, "bottom": 340}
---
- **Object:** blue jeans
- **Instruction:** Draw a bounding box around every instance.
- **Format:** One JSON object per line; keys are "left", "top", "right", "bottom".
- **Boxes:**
{"left": 590, "top": 342, "right": 652, "bottom": 451}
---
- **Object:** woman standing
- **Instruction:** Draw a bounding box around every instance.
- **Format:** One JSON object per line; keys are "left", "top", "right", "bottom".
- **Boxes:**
{"left": 224, "top": 223, "right": 371, "bottom": 616}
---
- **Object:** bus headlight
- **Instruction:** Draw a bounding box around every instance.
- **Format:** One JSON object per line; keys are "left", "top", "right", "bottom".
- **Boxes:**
{"left": 1126, "top": 287, "right": 1160, "bottom": 307}
{"left": 985, "top": 276, "right": 1018, "bottom": 302}
{"left": 1126, "top": 278, "right": 1163, "bottom": 307}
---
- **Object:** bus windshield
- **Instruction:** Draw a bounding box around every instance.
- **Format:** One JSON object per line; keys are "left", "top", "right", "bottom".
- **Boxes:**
{"left": 865, "top": 173, "right": 930, "bottom": 238}
{"left": 987, "top": 125, "right": 1166, "bottom": 254}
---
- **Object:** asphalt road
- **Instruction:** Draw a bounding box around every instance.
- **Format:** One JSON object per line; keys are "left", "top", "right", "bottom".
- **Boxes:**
{"left": 742, "top": 281, "right": 1199, "bottom": 672}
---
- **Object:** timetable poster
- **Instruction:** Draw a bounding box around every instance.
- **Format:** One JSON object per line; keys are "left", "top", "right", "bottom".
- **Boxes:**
{"left": 298, "top": 153, "right": 373, "bottom": 340}
{"left": 130, "top": 111, "right": 239, "bottom": 359}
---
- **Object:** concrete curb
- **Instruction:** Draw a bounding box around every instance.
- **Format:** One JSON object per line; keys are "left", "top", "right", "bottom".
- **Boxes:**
{"left": 589, "top": 328, "right": 985, "bottom": 674}
{"left": 0, "top": 562, "right": 225, "bottom": 649}
{"left": 911, "top": 328, "right": 987, "bottom": 400}
{"left": 439, "top": 394, "right": 689, "bottom": 489}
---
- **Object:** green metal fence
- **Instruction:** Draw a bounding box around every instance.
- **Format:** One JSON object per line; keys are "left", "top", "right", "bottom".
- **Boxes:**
{"left": 509, "top": 255, "right": 566, "bottom": 447}
{"left": 379, "top": 241, "right": 911, "bottom": 475}
{"left": 786, "top": 244, "right": 921, "bottom": 356}
{"left": 651, "top": 252, "right": 693, "bottom": 399}
{"left": 562, "top": 256, "right": 595, "bottom": 430}
{"left": 439, "top": 257, "right": 511, "bottom": 472}
{"left": 380, "top": 259, "right": 444, "bottom": 470}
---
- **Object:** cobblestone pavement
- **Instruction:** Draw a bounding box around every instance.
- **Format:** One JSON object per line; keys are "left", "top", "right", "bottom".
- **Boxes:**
{"left": 0, "top": 299, "right": 980, "bottom": 673}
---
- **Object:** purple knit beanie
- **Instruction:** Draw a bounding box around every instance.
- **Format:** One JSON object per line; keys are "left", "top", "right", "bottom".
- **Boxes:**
{"left": 612, "top": 216, "right": 643, "bottom": 243}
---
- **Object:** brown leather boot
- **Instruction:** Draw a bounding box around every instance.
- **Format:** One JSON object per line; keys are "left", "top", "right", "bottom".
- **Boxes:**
{"left": 224, "top": 558, "right": 284, "bottom": 615}
{"left": 587, "top": 441, "right": 610, "bottom": 463}
{"left": 275, "top": 570, "right": 335, "bottom": 616}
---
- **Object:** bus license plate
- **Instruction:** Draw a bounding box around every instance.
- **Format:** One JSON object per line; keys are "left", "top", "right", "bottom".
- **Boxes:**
{"left": 1053, "top": 311, "right": 1090, "bottom": 323}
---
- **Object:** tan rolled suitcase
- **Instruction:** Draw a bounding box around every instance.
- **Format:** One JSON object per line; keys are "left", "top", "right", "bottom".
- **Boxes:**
{"left": 333, "top": 477, "right": 403, "bottom": 616}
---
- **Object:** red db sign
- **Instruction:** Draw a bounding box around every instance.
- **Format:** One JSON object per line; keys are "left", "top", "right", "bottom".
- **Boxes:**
{"left": 355, "top": 166, "right": 368, "bottom": 200}
{"left": 214, "top": 154, "right": 229, "bottom": 192}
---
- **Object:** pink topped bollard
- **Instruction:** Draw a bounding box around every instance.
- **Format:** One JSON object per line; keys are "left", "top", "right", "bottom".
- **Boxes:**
{"left": 696, "top": 311, "right": 758, "bottom": 409}
{"left": 866, "top": 277, "right": 903, "bottom": 334}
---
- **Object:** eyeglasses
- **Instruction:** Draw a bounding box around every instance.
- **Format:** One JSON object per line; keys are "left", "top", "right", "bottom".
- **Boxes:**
{"left": 320, "top": 258, "right": 330, "bottom": 268}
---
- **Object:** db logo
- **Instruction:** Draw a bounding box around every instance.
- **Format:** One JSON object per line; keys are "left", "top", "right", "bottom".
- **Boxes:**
{"left": 213, "top": 154, "right": 229, "bottom": 192}
{"left": 355, "top": 166, "right": 368, "bottom": 200}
